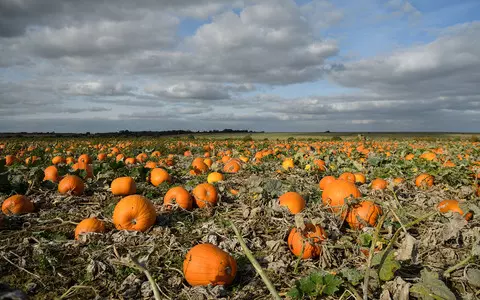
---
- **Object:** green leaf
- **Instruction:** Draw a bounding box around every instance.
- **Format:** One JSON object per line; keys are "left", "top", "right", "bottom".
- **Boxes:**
{"left": 372, "top": 250, "right": 400, "bottom": 281}
{"left": 287, "top": 287, "right": 301, "bottom": 299}
{"left": 322, "top": 274, "right": 343, "bottom": 295}
{"left": 340, "top": 267, "right": 364, "bottom": 286}
{"left": 410, "top": 269, "right": 456, "bottom": 300}
{"left": 358, "top": 233, "right": 373, "bottom": 247}
{"left": 288, "top": 271, "right": 343, "bottom": 298}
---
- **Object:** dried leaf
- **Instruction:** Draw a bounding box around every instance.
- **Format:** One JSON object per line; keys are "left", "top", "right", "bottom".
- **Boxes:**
{"left": 410, "top": 269, "right": 456, "bottom": 300}
{"left": 396, "top": 233, "right": 417, "bottom": 261}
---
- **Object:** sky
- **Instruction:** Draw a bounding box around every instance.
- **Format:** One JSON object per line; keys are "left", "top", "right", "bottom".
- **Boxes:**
{"left": 0, "top": 0, "right": 479, "bottom": 133}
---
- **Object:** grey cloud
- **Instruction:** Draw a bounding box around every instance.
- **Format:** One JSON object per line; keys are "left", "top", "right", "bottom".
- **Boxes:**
{"left": 145, "top": 82, "right": 255, "bottom": 100}
{"left": 62, "top": 81, "right": 134, "bottom": 96}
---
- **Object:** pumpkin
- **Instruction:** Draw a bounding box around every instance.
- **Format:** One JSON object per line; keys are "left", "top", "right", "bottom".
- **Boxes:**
{"left": 287, "top": 223, "right": 326, "bottom": 259}
{"left": 223, "top": 159, "right": 241, "bottom": 173}
{"left": 319, "top": 176, "right": 336, "bottom": 190}
{"left": 415, "top": 173, "right": 434, "bottom": 188}
{"left": 192, "top": 183, "right": 218, "bottom": 208}
{"left": 136, "top": 153, "right": 148, "bottom": 163}
{"left": 183, "top": 244, "right": 237, "bottom": 286}
{"left": 437, "top": 200, "right": 473, "bottom": 221}
{"left": 52, "top": 156, "right": 65, "bottom": 165}
{"left": 279, "top": 192, "right": 305, "bottom": 214}
{"left": 58, "top": 175, "right": 85, "bottom": 196}
{"left": 73, "top": 162, "right": 94, "bottom": 179}
{"left": 44, "top": 165, "right": 59, "bottom": 182}
{"left": 78, "top": 154, "right": 92, "bottom": 164}
{"left": 419, "top": 152, "right": 436, "bottom": 161}
{"left": 282, "top": 158, "right": 294, "bottom": 170}
{"left": 164, "top": 186, "right": 192, "bottom": 210}
{"left": 116, "top": 154, "right": 125, "bottom": 162}
{"left": 191, "top": 159, "right": 208, "bottom": 175}
{"left": 74, "top": 217, "right": 106, "bottom": 240}
{"left": 2, "top": 195, "right": 34, "bottom": 215}
{"left": 112, "top": 195, "right": 156, "bottom": 231}
{"left": 144, "top": 161, "right": 157, "bottom": 169}
{"left": 5, "top": 155, "right": 16, "bottom": 166}
{"left": 354, "top": 173, "right": 366, "bottom": 184}
{"left": 322, "top": 179, "right": 361, "bottom": 213}
{"left": 405, "top": 154, "right": 415, "bottom": 160}
{"left": 343, "top": 201, "right": 382, "bottom": 229}
{"left": 339, "top": 172, "right": 355, "bottom": 183}
{"left": 393, "top": 177, "right": 405, "bottom": 185}
{"left": 207, "top": 172, "right": 224, "bottom": 184}
{"left": 149, "top": 168, "right": 171, "bottom": 186}
{"left": 203, "top": 158, "right": 213, "bottom": 167}
{"left": 111, "top": 177, "right": 136, "bottom": 196}
{"left": 66, "top": 157, "right": 75, "bottom": 164}
{"left": 97, "top": 153, "right": 107, "bottom": 161}
{"left": 371, "top": 178, "right": 387, "bottom": 190}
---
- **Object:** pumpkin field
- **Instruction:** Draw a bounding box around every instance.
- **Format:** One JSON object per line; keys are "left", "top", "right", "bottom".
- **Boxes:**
{"left": 0, "top": 134, "right": 479, "bottom": 299}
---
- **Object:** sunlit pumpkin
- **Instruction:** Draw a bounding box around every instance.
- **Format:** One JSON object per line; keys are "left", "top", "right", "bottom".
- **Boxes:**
{"left": 371, "top": 178, "right": 387, "bottom": 190}
{"left": 437, "top": 199, "right": 473, "bottom": 221}
{"left": 149, "top": 168, "right": 171, "bottom": 186}
{"left": 1, "top": 195, "right": 34, "bottom": 215}
{"left": 112, "top": 195, "right": 156, "bottom": 231}
{"left": 58, "top": 175, "right": 85, "bottom": 196}
{"left": 207, "top": 172, "right": 224, "bottom": 184}
{"left": 192, "top": 183, "right": 218, "bottom": 208}
{"left": 415, "top": 173, "right": 434, "bottom": 188}
{"left": 164, "top": 186, "right": 192, "bottom": 210}
{"left": 74, "top": 217, "right": 106, "bottom": 240}
{"left": 342, "top": 201, "right": 382, "bottom": 229}
{"left": 287, "top": 223, "right": 326, "bottom": 259}
{"left": 111, "top": 177, "right": 136, "bottom": 196}
{"left": 278, "top": 192, "right": 305, "bottom": 214}
{"left": 319, "top": 176, "right": 336, "bottom": 190}
{"left": 322, "top": 179, "right": 361, "bottom": 212}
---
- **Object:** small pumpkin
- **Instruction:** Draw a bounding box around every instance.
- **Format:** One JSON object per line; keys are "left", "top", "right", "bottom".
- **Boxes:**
{"left": 58, "top": 175, "right": 85, "bottom": 196}
{"left": 287, "top": 223, "right": 326, "bottom": 259}
{"left": 74, "top": 217, "right": 106, "bottom": 240}
{"left": 279, "top": 192, "right": 305, "bottom": 214}
{"left": 322, "top": 179, "right": 361, "bottom": 213}
{"left": 112, "top": 195, "right": 156, "bottom": 231}
{"left": 183, "top": 243, "right": 237, "bottom": 286}
{"left": 343, "top": 201, "right": 382, "bottom": 229}
{"left": 282, "top": 158, "right": 294, "bottom": 170}
{"left": 223, "top": 159, "right": 241, "bottom": 173}
{"left": 2, "top": 195, "right": 34, "bottom": 215}
{"left": 207, "top": 172, "right": 224, "bottom": 184}
{"left": 354, "top": 173, "right": 366, "bottom": 184}
{"left": 192, "top": 183, "right": 218, "bottom": 208}
{"left": 111, "top": 177, "right": 136, "bottom": 196}
{"left": 371, "top": 178, "right": 387, "bottom": 190}
{"left": 78, "top": 154, "right": 92, "bottom": 164}
{"left": 52, "top": 156, "right": 65, "bottom": 165}
{"left": 339, "top": 172, "right": 355, "bottom": 183}
{"left": 437, "top": 199, "right": 473, "bottom": 221}
{"left": 164, "top": 186, "right": 192, "bottom": 210}
{"left": 44, "top": 165, "right": 59, "bottom": 182}
{"left": 149, "top": 168, "right": 171, "bottom": 186}
{"left": 415, "top": 173, "right": 434, "bottom": 188}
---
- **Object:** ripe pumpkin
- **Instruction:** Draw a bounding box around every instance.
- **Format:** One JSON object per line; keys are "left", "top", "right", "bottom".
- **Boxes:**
{"left": 52, "top": 156, "right": 65, "bottom": 165}
{"left": 125, "top": 157, "right": 136, "bottom": 165}
{"left": 72, "top": 162, "right": 94, "bottom": 179}
{"left": 319, "top": 176, "right": 336, "bottom": 190}
{"left": 405, "top": 154, "right": 415, "bottom": 160}
{"left": 279, "top": 192, "right": 305, "bottom": 214}
{"left": 74, "top": 217, "right": 106, "bottom": 240}
{"left": 192, "top": 183, "right": 218, "bottom": 208}
{"left": 58, "top": 175, "right": 85, "bottom": 196}
{"left": 97, "top": 153, "right": 107, "bottom": 161}
{"left": 111, "top": 177, "right": 136, "bottom": 196}
{"left": 339, "top": 172, "right": 356, "bottom": 183}
{"left": 287, "top": 223, "right": 326, "bottom": 259}
{"left": 144, "top": 161, "right": 157, "bottom": 169}
{"left": 322, "top": 179, "right": 361, "bottom": 213}
{"left": 44, "top": 165, "right": 59, "bottom": 182}
{"left": 5, "top": 155, "right": 16, "bottom": 166}
{"left": 191, "top": 159, "right": 208, "bottom": 175}
{"left": 437, "top": 200, "right": 473, "bottom": 221}
{"left": 66, "top": 157, "right": 75, "bottom": 164}
{"left": 354, "top": 173, "right": 366, "bottom": 184}
{"left": 2, "top": 195, "right": 34, "bottom": 215}
{"left": 207, "top": 172, "right": 224, "bottom": 184}
{"left": 183, "top": 244, "right": 237, "bottom": 286}
{"left": 223, "top": 159, "right": 241, "bottom": 173}
{"left": 415, "top": 173, "right": 434, "bottom": 188}
{"left": 164, "top": 186, "right": 192, "bottom": 210}
{"left": 343, "top": 201, "right": 382, "bottom": 229}
{"left": 371, "top": 178, "right": 387, "bottom": 190}
{"left": 136, "top": 153, "right": 148, "bottom": 163}
{"left": 149, "top": 168, "right": 171, "bottom": 186}
{"left": 282, "top": 158, "right": 294, "bottom": 170}
{"left": 203, "top": 158, "right": 213, "bottom": 167}
{"left": 393, "top": 177, "right": 405, "bottom": 185}
{"left": 419, "top": 152, "right": 436, "bottom": 161}
{"left": 78, "top": 154, "right": 92, "bottom": 164}
{"left": 112, "top": 195, "right": 156, "bottom": 231}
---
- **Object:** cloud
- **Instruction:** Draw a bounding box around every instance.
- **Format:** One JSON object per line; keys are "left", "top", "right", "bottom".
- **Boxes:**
{"left": 62, "top": 81, "right": 134, "bottom": 96}
{"left": 145, "top": 82, "right": 255, "bottom": 100}
{"left": 386, "top": 0, "right": 421, "bottom": 18}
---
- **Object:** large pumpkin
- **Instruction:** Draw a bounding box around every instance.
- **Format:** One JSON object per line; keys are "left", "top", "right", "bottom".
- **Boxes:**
{"left": 223, "top": 159, "right": 241, "bottom": 173}
{"left": 342, "top": 201, "right": 382, "bottom": 229}
{"left": 111, "top": 177, "right": 136, "bottom": 196}
{"left": 207, "top": 172, "right": 224, "bottom": 184}
{"left": 287, "top": 223, "right": 326, "bottom": 259}
{"left": 44, "top": 165, "right": 59, "bottom": 182}
{"left": 164, "top": 186, "right": 192, "bottom": 210}
{"left": 322, "top": 179, "right": 361, "bottom": 212}
{"left": 74, "top": 217, "right": 106, "bottom": 240}
{"left": 112, "top": 195, "right": 156, "bottom": 231}
{"left": 2, "top": 195, "right": 34, "bottom": 215}
{"left": 58, "top": 175, "right": 85, "bottom": 196}
{"left": 279, "top": 192, "right": 305, "bottom": 214}
{"left": 318, "top": 176, "right": 336, "bottom": 190}
{"left": 192, "top": 183, "right": 218, "bottom": 208}
{"left": 183, "top": 244, "right": 237, "bottom": 286}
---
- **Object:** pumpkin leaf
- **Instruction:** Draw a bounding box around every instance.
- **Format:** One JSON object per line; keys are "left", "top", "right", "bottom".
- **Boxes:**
{"left": 287, "top": 271, "right": 343, "bottom": 298}
{"left": 340, "top": 267, "right": 364, "bottom": 286}
{"left": 410, "top": 269, "right": 456, "bottom": 300}
{"left": 372, "top": 250, "right": 400, "bottom": 281}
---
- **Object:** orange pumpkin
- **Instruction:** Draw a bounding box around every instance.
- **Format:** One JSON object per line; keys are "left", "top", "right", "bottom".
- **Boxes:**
{"left": 371, "top": 178, "right": 387, "bottom": 190}
{"left": 319, "top": 176, "right": 336, "bottom": 190}
{"left": 111, "top": 177, "right": 136, "bottom": 196}
{"left": 74, "top": 218, "right": 106, "bottom": 240}
{"left": 287, "top": 223, "right": 326, "bottom": 259}
{"left": 415, "top": 173, "right": 434, "bottom": 188}
{"left": 5, "top": 155, "right": 16, "bottom": 166}
{"left": 354, "top": 173, "right": 366, "bottom": 184}
{"left": 149, "top": 168, "right": 171, "bottom": 186}
{"left": 97, "top": 153, "right": 107, "bottom": 161}
{"left": 223, "top": 159, "right": 241, "bottom": 173}
{"left": 282, "top": 158, "right": 294, "bottom": 170}
{"left": 44, "top": 165, "right": 59, "bottom": 182}
{"left": 1, "top": 195, "right": 34, "bottom": 215}
{"left": 125, "top": 157, "right": 136, "bottom": 165}
{"left": 58, "top": 175, "right": 85, "bottom": 196}
{"left": 144, "top": 161, "right": 157, "bottom": 169}
{"left": 437, "top": 200, "right": 473, "bottom": 221}
{"left": 339, "top": 172, "right": 356, "bottom": 183}
{"left": 343, "top": 201, "right": 382, "bottom": 229}
{"left": 322, "top": 179, "right": 361, "bottom": 212}
{"left": 78, "top": 154, "right": 92, "bottom": 164}
{"left": 279, "top": 192, "right": 305, "bottom": 214}
{"left": 192, "top": 183, "right": 218, "bottom": 208}
{"left": 207, "top": 172, "right": 224, "bottom": 184}
{"left": 52, "top": 156, "right": 65, "bottom": 165}
{"left": 112, "top": 195, "right": 156, "bottom": 231}
{"left": 136, "top": 153, "right": 148, "bottom": 163}
{"left": 164, "top": 186, "right": 192, "bottom": 210}
{"left": 183, "top": 244, "right": 237, "bottom": 286}
{"left": 393, "top": 177, "right": 405, "bottom": 185}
